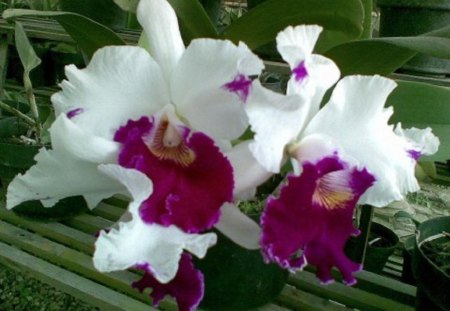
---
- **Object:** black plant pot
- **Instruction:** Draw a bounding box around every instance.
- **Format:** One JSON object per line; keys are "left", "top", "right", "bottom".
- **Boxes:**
{"left": 401, "top": 235, "right": 416, "bottom": 285}
{"left": 195, "top": 229, "right": 288, "bottom": 311}
{"left": 413, "top": 216, "right": 450, "bottom": 311}
{"left": 345, "top": 222, "right": 399, "bottom": 273}
{"left": 377, "top": 0, "right": 450, "bottom": 75}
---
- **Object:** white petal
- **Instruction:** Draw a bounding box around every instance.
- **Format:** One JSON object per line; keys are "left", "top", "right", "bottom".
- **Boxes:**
{"left": 246, "top": 81, "right": 309, "bottom": 173}
{"left": 98, "top": 164, "right": 153, "bottom": 213}
{"left": 137, "top": 0, "right": 185, "bottom": 81}
{"left": 276, "top": 25, "right": 322, "bottom": 69}
{"left": 6, "top": 149, "right": 124, "bottom": 209}
{"left": 51, "top": 115, "right": 120, "bottom": 163}
{"left": 94, "top": 220, "right": 217, "bottom": 283}
{"left": 171, "top": 39, "right": 264, "bottom": 141}
{"left": 215, "top": 202, "right": 261, "bottom": 250}
{"left": 287, "top": 54, "right": 340, "bottom": 121}
{"left": 226, "top": 141, "right": 272, "bottom": 200}
{"left": 395, "top": 124, "right": 440, "bottom": 156}
{"left": 303, "top": 75, "right": 420, "bottom": 207}
{"left": 52, "top": 46, "right": 169, "bottom": 140}
{"left": 6, "top": 116, "right": 125, "bottom": 209}
{"left": 290, "top": 133, "right": 343, "bottom": 164}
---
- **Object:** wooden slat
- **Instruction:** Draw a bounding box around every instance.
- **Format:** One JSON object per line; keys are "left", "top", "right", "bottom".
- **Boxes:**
{"left": 0, "top": 218, "right": 180, "bottom": 310}
{"left": 0, "top": 241, "right": 154, "bottom": 311}
{"left": 277, "top": 285, "right": 352, "bottom": 311}
{"left": 352, "top": 270, "right": 416, "bottom": 306}
{"left": 0, "top": 207, "right": 95, "bottom": 254}
{"left": 289, "top": 271, "right": 414, "bottom": 311}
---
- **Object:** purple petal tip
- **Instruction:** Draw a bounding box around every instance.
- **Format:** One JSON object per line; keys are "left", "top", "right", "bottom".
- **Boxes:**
{"left": 293, "top": 61, "right": 308, "bottom": 83}
{"left": 223, "top": 74, "right": 252, "bottom": 102}
{"left": 67, "top": 108, "right": 84, "bottom": 119}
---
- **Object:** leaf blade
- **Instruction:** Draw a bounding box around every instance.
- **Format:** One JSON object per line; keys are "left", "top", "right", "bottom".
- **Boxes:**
{"left": 3, "top": 9, "right": 126, "bottom": 60}
{"left": 221, "top": 0, "right": 365, "bottom": 50}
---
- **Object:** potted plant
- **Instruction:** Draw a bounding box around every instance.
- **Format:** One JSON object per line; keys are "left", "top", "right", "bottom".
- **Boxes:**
{"left": 196, "top": 227, "right": 288, "bottom": 311}
{"left": 345, "top": 220, "right": 400, "bottom": 273}
{"left": 377, "top": 0, "right": 450, "bottom": 75}
{"left": 413, "top": 216, "right": 450, "bottom": 311}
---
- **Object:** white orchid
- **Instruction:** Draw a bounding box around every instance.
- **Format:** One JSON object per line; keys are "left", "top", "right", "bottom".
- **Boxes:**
{"left": 246, "top": 25, "right": 439, "bottom": 285}
{"left": 6, "top": 0, "right": 269, "bottom": 310}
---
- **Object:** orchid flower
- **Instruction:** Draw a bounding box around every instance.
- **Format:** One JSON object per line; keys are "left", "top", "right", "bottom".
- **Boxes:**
{"left": 246, "top": 25, "right": 439, "bottom": 285}
{"left": 6, "top": 0, "right": 268, "bottom": 309}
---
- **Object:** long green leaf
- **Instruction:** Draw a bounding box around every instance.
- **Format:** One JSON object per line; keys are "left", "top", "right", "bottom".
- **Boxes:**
{"left": 221, "top": 0, "right": 364, "bottom": 50}
{"left": 167, "top": 0, "right": 218, "bottom": 42}
{"left": 326, "top": 26, "right": 450, "bottom": 76}
{"left": 388, "top": 81, "right": 450, "bottom": 161}
{"left": 14, "top": 22, "right": 41, "bottom": 74}
{"left": 3, "top": 9, "right": 126, "bottom": 60}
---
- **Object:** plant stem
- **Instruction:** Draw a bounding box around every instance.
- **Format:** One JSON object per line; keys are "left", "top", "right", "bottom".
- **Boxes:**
{"left": 357, "top": 205, "right": 374, "bottom": 264}
{"left": 23, "top": 73, "right": 41, "bottom": 143}
{"left": 0, "top": 100, "right": 36, "bottom": 126}
{"left": 360, "top": 0, "right": 373, "bottom": 39}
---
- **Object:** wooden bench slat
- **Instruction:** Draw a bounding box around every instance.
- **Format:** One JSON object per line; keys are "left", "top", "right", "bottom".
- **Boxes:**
{"left": 62, "top": 213, "right": 113, "bottom": 234}
{"left": 0, "top": 218, "right": 181, "bottom": 311}
{"left": 0, "top": 207, "right": 95, "bottom": 254}
{"left": 289, "top": 271, "right": 414, "bottom": 311}
{"left": 352, "top": 270, "right": 416, "bottom": 306}
{"left": 277, "top": 285, "right": 353, "bottom": 311}
{"left": 92, "top": 201, "right": 127, "bottom": 222}
{"left": 0, "top": 241, "right": 155, "bottom": 311}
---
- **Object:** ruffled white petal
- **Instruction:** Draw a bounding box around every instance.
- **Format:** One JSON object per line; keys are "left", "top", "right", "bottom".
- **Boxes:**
{"left": 6, "top": 149, "right": 123, "bottom": 209}
{"left": 395, "top": 124, "right": 440, "bottom": 156}
{"left": 215, "top": 202, "right": 261, "bottom": 250}
{"left": 171, "top": 39, "right": 264, "bottom": 141}
{"left": 94, "top": 219, "right": 217, "bottom": 283}
{"left": 246, "top": 81, "right": 309, "bottom": 173}
{"left": 276, "top": 25, "right": 322, "bottom": 69}
{"left": 52, "top": 46, "right": 169, "bottom": 140}
{"left": 303, "top": 75, "right": 420, "bottom": 207}
{"left": 93, "top": 164, "right": 217, "bottom": 283}
{"left": 6, "top": 116, "right": 124, "bottom": 210}
{"left": 225, "top": 140, "right": 272, "bottom": 200}
{"left": 137, "top": 0, "right": 185, "bottom": 81}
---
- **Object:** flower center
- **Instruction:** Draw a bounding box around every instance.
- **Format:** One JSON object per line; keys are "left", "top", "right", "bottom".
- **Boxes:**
{"left": 145, "top": 115, "right": 196, "bottom": 167}
{"left": 312, "top": 171, "right": 354, "bottom": 210}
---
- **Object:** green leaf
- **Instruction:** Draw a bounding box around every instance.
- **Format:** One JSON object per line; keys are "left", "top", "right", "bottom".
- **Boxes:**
{"left": 113, "top": 0, "right": 139, "bottom": 12}
{"left": 387, "top": 81, "right": 450, "bottom": 161}
{"left": 326, "top": 26, "right": 450, "bottom": 76}
{"left": 0, "top": 117, "right": 28, "bottom": 138}
{"left": 14, "top": 22, "right": 41, "bottom": 74}
{"left": 3, "top": 9, "right": 126, "bottom": 60}
{"left": 167, "top": 0, "right": 218, "bottom": 42}
{"left": 221, "top": 0, "right": 364, "bottom": 50}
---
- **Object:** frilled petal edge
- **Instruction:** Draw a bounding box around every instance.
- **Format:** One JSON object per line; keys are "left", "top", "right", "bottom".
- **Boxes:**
{"left": 133, "top": 253, "right": 204, "bottom": 311}
{"left": 93, "top": 164, "right": 217, "bottom": 283}
{"left": 261, "top": 155, "right": 375, "bottom": 285}
{"left": 303, "top": 75, "right": 420, "bottom": 207}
